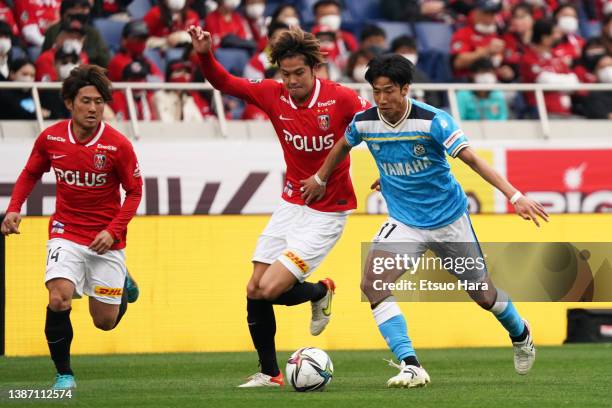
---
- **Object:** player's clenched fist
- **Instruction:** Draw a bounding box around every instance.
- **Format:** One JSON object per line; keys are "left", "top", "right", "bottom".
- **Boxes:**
{"left": 1, "top": 212, "right": 21, "bottom": 236}
{"left": 188, "top": 25, "right": 212, "bottom": 54}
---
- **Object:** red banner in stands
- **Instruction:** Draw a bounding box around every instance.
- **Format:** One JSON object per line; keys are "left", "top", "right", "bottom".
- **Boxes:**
{"left": 506, "top": 149, "right": 612, "bottom": 213}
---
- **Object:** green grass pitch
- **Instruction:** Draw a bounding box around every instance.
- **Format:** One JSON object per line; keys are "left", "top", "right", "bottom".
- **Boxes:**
{"left": 1, "top": 345, "right": 610, "bottom": 407}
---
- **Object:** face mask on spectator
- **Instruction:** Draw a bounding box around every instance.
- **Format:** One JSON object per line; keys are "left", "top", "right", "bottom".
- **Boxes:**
{"left": 474, "top": 23, "right": 497, "bottom": 34}
{"left": 474, "top": 72, "right": 497, "bottom": 84}
{"left": 597, "top": 66, "right": 612, "bottom": 83}
{"left": 166, "top": 0, "right": 186, "bottom": 12}
{"left": 282, "top": 17, "right": 300, "bottom": 28}
{"left": 246, "top": 3, "right": 265, "bottom": 18}
{"left": 557, "top": 16, "right": 578, "bottom": 34}
{"left": 223, "top": 0, "right": 241, "bottom": 11}
{"left": 125, "top": 39, "right": 146, "bottom": 56}
{"left": 15, "top": 73, "right": 35, "bottom": 82}
{"left": 170, "top": 71, "right": 191, "bottom": 83}
{"left": 491, "top": 54, "right": 503, "bottom": 67}
{"left": 401, "top": 53, "right": 418, "bottom": 66}
{"left": 62, "top": 39, "right": 83, "bottom": 54}
{"left": 0, "top": 37, "right": 11, "bottom": 54}
{"left": 353, "top": 65, "right": 368, "bottom": 83}
{"left": 59, "top": 63, "right": 78, "bottom": 80}
{"left": 318, "top": 15, "right": 341, "bottom": 31}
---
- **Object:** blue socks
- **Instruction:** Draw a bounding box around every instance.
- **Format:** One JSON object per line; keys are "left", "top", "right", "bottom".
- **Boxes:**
{"left": 489, "top": 289, "right": 525, "bottom": 338}
{"left": 372, "top": 299, "right": 416, "bottom": 361}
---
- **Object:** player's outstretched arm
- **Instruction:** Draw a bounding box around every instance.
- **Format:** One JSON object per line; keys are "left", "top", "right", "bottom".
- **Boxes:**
{"left": 457, "top": 146, "right": 549, "bottom": 227}
{"left": 300, "top": 137, "right": 353, "bottom": 204}
{"left": 1, "top": 212, "right": 22, "bottom": 236}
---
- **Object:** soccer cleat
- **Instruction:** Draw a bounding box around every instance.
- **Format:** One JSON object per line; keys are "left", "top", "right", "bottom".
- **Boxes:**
{"left": 237, "top": 372, "right": 284, "bottom": 388}
{"left": 512, "top": 320, "right": 536, "bottom": 375}
{"left": 125, "top": 271, "right": 139, "bottom": 303}
{"left": 310, "top": 278, "right": 335, "bottom": 336}
{"left": 385, "top": 359, "right": 430, "bottom": 388}
{"left": 52, "top": 374, "right": 76, "bottom": 390}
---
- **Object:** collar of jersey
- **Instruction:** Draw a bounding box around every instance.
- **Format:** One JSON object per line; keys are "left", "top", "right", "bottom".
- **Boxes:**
{"left": 288, "top": 78, "right": 321, "bottom": 109}
{"left": 67, "top": 120, "right": 105, "bottom": 146}
{"left": 378, "top": 97, "right": 412, "bottom": 130}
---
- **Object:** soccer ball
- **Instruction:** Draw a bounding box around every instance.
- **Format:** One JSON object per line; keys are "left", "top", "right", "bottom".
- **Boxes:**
{"left": 286, "top": 347, "right": 333, "bottom": 392}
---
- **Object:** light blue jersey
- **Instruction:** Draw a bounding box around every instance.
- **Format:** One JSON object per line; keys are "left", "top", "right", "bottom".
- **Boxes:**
{"left": 345, "top": 98, "right": 469, "bottom": 229}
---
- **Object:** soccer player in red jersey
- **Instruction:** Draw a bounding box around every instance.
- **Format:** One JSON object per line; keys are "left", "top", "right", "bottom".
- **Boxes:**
{"left": 188, "top": 25, "right": 370, "bottom": 387}
{"left": 1, "top": 65, "right": 142, "bottom": 390}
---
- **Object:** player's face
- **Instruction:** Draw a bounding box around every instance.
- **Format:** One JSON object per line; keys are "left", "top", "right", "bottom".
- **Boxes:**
{"left": 66, "top": 85, "right": 105, "bottom": 131}
{"left": 279, "top": 56, "right": 316, "bottom": 103}
{"left": 372, "top": 76, "right": 409, "bottom": 118}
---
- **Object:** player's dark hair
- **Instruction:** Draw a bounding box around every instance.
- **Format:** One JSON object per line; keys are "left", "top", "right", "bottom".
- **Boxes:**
{"left": 532, "top": 19, "right": 554, "bottom": 45}
{"left": 365, "top": 53, "right": 414, "bottom": 87}
{"left": 61, "top": 64, "right": 112, "bottom": 102}
{"left": 269, "top": 27, "right": 325, "bottom": 68}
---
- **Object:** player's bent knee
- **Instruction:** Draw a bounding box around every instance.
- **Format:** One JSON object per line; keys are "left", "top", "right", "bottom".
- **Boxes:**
{"left": 260, "top": 285, "right": 283, "bottom": 302}
{"left": 246, "top": 283, "right": 262, "bottom": 299}
{"left": 48, "top": 293, "right": 71, "bottom": 311}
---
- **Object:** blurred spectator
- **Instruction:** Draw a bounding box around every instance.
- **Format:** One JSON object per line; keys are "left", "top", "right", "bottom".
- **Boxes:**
{"left": 144, "top": 0, "right": 199, "bottom": 49}
{"left": 450, "top": 0, "right": 509, "bottom": 79}
{"left": 315, "top": 62, "right": 331, "bottom": 79}
{"left": 243, "top": 0, "right": 267, "bottom": 44}
{"left": 502, "top": 3, "right": 533, "bottom": 73}
{"left": 0, "top": 58, "right": 51, "bottom": 119}
{"left": 204, "top": 0, "right": 254, "bottom": 50}
{"left": 359, "top": 24, "right": 387, "bottom": 55}
{"left": 520, "top": 19, "right": 579, "bottom": 117}
{"left": 390, "top": 35, "right": 442, "bottom": 106}
{"left": 313, "top": 24, "right": 344, "bottom": 74}
{"left": 600, "top": 14, "right": 612, "bottom": 54}
{"left": 380, "top": 0, "right": 450, "bottom": 23}
{"left": 0, "top": 1, "right": 20, "bottom": 37}
{"left": 344, "top": 48, "right": 374, "bottom": 83}
{"left": 313, "top": 0, "right": 358, "bottom": 56}
{"left": 574, "top": 38, "right": 607, "bottom": 83}
{"left": 0, "top": 20, "right": 12, "bottom": 80}
{"left": 92, "top": 0, "right": 132, "bottom": 19}
{"left": 154, "top": 59, "right": 214, "bottom": 122}
{"left": 243, "top": 21, "right": 289, "bottom": 79}
{"left": 502, "top": 0, "right": 557, "bottom": 23}
{"left": 270, "top": 3, "right": 301, "bottom": 28}
{"left": 15, "top": 0, "right": 61, "bottom": 46}
{"left": 108, "top": 20, "right": 164, "bottom": 82}
{"left": 552, "top": 4, "right": 584, "bottom": 67}
{"left": 36, "top": 23, "right": 88, "bottom": 81}
{"left": 42, "top": 0, "right": 110, "bottom": 67}
{"left": 110, "top": 59, "right": 159, "bottom": 120}
{"left": 457, "top": 57, "right": 508, "bottom": 120}
{"left": 581, "top": 54, "right": 612, "bottom": 119}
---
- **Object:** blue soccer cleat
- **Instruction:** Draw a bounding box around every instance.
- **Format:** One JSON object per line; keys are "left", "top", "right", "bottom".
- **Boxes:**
{"left": 52, "top": 374, "right": 76, "bottom": 389}
{"left": 125, "top": 271, "right": 139, "bottom": 303}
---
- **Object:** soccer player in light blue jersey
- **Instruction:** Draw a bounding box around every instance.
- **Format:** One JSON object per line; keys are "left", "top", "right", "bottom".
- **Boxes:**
{"left": 301, "top": 54, "right": 548, "bottom": 388}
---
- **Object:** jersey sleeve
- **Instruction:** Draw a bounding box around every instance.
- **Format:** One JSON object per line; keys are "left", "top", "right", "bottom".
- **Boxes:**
{"left": 344, "top": 117, "right": 362, "bottom": 147}
{"left": 430, "top": 110, "right": 469, "bottom": 158}
{"left": 6, "top": 133, "right": 51, "bottom": 213}
{"left": 197, "top": 52, "right": 278, "bottom": 112}
{"left": 105, "top": 140, "right": 143, "bottom": 240}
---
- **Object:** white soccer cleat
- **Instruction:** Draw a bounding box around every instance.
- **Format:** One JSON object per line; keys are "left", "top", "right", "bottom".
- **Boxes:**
{"left": 512, "top": 320, "right": 536, "bottom": 375}
{"left": 310, "top": 278, "right": 335, "bottom": 336}
{"left": 385, "top": 359, "right": 430, "bottom": 388}
{"left": 237, "top": 372, "right": 284, "bottom": 388}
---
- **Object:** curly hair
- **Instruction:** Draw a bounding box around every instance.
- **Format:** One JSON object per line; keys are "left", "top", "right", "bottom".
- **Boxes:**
{"left": 269, "top": 27, "right": 325, "bottom": 68}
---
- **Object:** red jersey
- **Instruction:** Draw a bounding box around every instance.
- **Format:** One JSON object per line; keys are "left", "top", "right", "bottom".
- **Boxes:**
{"left": 15, "top": 0, "right": 60, "bottom": 33}
{"left": 0, "top": 1, "right": 19, "bottom": 36}
{"left": 451, "top": 26, "right": 503, "bottom": 77}
{"left": 143, "top": 6, "right": 200, "bottom": 38}
{"left": 552, "top": 34, "right": 585, "bottom": 67}
{"left": 198, "top": 52, "right": 370, "bottom": 212}
{"left": 35, "top": 48, "right": 89, "bottom": 81}
{"left": 520, "top": 47, "right": 574, "bottom": 115}
{"left": 6, "top": 120, "right": 143, "bottom": 249}
{"left": 203, "top": 9, "right": 250, "bottom": 48}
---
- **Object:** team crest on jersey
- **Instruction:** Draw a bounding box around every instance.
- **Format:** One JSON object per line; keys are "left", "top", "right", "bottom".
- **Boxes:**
{"left": 414, "top": 143, "right": 426, "bottom": 156}
{"left": 317, "top": 114, "right": 330, "bottom": 130}
{"left": 94, "top": 153, "right": 106, "bottom": 170}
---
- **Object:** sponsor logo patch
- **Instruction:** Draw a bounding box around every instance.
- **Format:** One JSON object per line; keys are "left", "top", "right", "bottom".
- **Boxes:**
{"left": 283, "top": 251, "right": 309, "bottom": 274}
{"left": 47, "top": 135, "right": 66, "bottom": 142}
{"left": 94, "top": 286, "right": 123, "bottom": 297}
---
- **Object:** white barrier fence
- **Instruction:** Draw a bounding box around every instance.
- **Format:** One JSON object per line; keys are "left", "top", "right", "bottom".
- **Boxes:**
{"left": 1, "top": 81, "right": 611, "bottom": 140}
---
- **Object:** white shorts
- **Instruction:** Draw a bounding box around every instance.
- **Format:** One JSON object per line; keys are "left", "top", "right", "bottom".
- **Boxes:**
{"left": 45, "top": 238, "right": 127, "bottom": 305}
{"left": 371, "top": 212, "right": 487, "bottom": 282}
{"left": 252, "top": 201, "right": 348, "bottom": 282}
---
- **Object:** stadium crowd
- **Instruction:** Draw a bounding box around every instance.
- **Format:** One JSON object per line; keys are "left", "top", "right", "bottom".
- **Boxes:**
{"left": 0, "top": 0, "right": 610, "bottom": 121}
